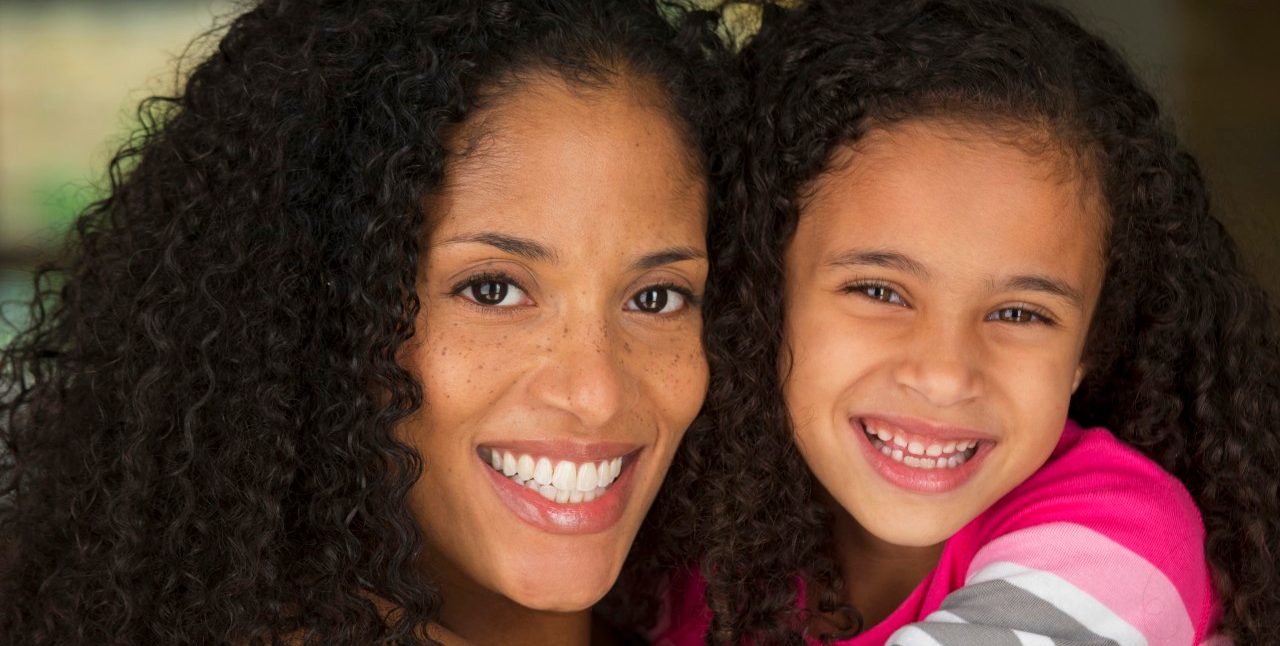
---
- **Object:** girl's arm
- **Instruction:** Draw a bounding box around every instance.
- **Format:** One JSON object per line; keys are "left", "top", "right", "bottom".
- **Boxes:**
{"left": 887, "top": 522, "right": 1207, "bottom": 645}
{"left": 885, "top": 428, "right": 1219, "bottom": 646}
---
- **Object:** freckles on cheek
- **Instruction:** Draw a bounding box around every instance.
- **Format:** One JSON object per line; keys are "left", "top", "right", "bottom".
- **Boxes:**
{"left": 420, "top": 323, "right": 500, "bottom": 394}
{"left": 633, "top": 342, "right": 707, "bottom": 424}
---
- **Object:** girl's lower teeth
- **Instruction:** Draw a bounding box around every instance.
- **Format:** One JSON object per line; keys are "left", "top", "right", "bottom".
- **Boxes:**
{"left": 866, "top": 431, "right": 977, "bottom": 469}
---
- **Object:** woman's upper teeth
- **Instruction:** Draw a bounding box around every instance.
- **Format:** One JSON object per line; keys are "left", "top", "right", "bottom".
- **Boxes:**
{"left": 483, "top": 448, "right": 623, "bottom": 503}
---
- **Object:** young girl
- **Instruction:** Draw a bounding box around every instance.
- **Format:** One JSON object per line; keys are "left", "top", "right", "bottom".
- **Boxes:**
{"left": 655, "top": 0, "right": 1280, "bottom": 644}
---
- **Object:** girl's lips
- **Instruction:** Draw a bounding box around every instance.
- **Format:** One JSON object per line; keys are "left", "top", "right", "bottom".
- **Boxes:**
{"left": 480, "top": 449, "right": 640, "bottom": 535}
{"left": 851, "top": 417, "right": 993, "bottom": 494}
{"left": 855, "top": 412, "right": 997, "bottom": 444}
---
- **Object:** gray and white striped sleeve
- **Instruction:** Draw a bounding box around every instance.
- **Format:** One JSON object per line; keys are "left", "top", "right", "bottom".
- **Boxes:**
{"left": 882, "top": 522, "right": 1202, "bottom": 646}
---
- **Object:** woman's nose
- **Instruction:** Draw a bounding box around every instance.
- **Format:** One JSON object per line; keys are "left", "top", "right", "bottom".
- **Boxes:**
{"left": 528, "top": 320, "right": 628, "bottom": 430}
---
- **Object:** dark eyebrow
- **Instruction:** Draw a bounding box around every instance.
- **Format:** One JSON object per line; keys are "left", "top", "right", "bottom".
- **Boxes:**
{"left": 826, "top": 249, "right": 930, "bottom": 280}
{"left": 999, "top": 274, "right": 1084, "bottom": 306}
{"left": 632, "top": 246, "right": 706, "bottom": 271}
{"left": 829, "top": 248, "right": 1084, "bottom": 306}
{"left": 436, "top": 232, "right": 558, "bottom": 262}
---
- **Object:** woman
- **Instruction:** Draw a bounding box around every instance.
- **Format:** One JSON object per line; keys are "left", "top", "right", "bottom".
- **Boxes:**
{"left": 0, "top": 1, "right": 730, "bottom": 643}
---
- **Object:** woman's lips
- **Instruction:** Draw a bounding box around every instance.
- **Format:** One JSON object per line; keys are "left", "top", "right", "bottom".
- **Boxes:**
{"left": 851, "top": 415, "right": 994, "bottom": 494}
{"left": 478, "top": 444, "right": 640, "bottom": 535}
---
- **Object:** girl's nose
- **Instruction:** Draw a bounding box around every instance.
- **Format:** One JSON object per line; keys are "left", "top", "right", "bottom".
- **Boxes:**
{"left": 891, "top": 322, "right": 984, "bottom": 408}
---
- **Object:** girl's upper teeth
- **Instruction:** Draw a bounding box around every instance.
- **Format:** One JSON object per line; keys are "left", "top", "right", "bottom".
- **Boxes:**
{"left": 863, "top": 419, "right": 982, "bottom": 469}
{"left": 482, "top": 448, "right": 624, "bottom": 503}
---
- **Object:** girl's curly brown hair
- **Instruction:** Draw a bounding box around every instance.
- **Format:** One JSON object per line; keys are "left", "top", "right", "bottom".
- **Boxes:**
{"left": 698, "top": 0, "right": 1280, "bottom": 643}
{"left": 0, "top": 1, "right": 734, "bottom": 644}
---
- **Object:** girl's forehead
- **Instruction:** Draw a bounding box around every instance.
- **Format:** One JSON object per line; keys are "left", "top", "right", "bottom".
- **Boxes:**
{"left": 793, "top": 120, "right": 1106, "bottom": 302}
{"left": 805, "top": 119, "right": 1107, "bottom": 251}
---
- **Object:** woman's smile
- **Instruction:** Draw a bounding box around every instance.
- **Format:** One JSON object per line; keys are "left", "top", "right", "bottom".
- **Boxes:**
{"left": 477, "top": 442, "right": 641, "bottom": 534}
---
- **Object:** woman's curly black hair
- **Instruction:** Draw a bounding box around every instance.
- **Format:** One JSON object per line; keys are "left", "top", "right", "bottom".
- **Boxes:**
{"left": 698, "top": 0, "right": 1280, "bottom": 644}
{"left": 0, "top": 1, "right": 734, "bottom": 643}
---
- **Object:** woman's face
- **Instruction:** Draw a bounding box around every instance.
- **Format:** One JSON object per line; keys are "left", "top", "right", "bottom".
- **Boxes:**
{"left": 400, "top": 75, "right": 709, "bottom": 613}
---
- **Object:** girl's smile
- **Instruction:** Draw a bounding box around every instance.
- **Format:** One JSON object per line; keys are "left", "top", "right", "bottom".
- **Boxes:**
{"left": 851, "top": 414, "right": 995, "bottom": 494}
{"left": 783, "top": 119, "right": 1106, "bottom": 549}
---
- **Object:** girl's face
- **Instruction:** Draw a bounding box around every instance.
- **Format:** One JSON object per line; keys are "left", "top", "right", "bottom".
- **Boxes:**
{"left": 783, "top": 120, "right": 1105, "bottom": 548}
{"left": 400, "top": 76, "right": 708, "bottom": 612}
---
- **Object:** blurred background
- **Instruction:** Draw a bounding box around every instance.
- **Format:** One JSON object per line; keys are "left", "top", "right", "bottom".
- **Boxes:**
{"left": 1, "top": 0, "right": 1278, "bottom": 345}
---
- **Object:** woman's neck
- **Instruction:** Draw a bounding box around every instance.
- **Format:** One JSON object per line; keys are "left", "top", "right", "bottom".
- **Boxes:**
{"left": 824, "top": 494, "right": 944, "bottom": 630}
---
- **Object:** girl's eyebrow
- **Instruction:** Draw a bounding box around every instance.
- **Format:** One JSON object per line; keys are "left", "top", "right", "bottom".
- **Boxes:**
{"left": 997, "top": 275, "right": 1084, "bottom": 307}
{"left": 827, "top": 247, "right": 1084, "bottom": 307}
{"left": 826, "top": 249, "right": 930, "bottom": 280}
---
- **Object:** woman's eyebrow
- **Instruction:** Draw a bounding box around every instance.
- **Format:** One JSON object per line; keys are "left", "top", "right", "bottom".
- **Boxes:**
{"left": 632, "top": 246, "right": 706, "bottom": 271}
{"left": 436, "top": 232, "right": 559, "bottom": 262}
{"left": 435, "top": 235, "right": 703, "bottom": 270}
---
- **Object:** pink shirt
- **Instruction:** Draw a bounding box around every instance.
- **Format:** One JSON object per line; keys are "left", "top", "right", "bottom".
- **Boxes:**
{"left": 653, "top": 421, "right": 1221, "bottom": 645}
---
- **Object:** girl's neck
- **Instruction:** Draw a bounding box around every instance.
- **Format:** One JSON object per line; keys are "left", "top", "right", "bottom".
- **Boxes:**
{"left": 824, "top": 493, "right": 945, "bottom": 630}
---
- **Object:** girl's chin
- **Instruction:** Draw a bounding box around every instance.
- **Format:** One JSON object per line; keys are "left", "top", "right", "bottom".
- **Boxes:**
{"left": 862, "top": 517, "right": 963, "bottom": 549}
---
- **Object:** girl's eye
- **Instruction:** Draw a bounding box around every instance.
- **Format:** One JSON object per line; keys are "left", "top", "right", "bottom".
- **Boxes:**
{"left": 626, "top": 286, "right": 690, "bottom": 314}
{"left": 986, "top": 307, "right": 1051, "bottom": 325}
{"left": 848, "top": 282, "right": 907, "bottom": 306}
{"left": 457, "top": 278, "right": 530, "bottom": 308}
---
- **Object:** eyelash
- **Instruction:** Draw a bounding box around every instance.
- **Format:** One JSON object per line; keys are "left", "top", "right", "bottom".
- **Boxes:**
{"left": 449, "top": 271, "right": 531, "bottom": 313}
{"left": 449, "top": 273, "right": 700, "bottom": 315}
{"left": 986, "top": 304, "right": 1057, "bottom": 327}
{"left": 842, "top": 281, "right": 1057, "bottom": 326}
{"left": 842, "top": 280, "right": 908, "bottom": 306}
{"left": 628, "top": 281, "right": 701, "bottom": 316}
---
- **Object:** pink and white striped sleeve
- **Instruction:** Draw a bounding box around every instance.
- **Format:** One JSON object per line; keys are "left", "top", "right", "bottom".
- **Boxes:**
{"left": 885, "top": 425, "right": 1220, "bottom": 646}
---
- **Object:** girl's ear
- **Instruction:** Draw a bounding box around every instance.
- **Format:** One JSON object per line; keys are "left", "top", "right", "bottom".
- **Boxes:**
{"left": 1072, "top": 363, "right": 1087, "bottom": 394}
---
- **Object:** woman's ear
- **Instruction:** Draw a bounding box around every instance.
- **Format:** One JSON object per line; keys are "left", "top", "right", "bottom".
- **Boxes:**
{"left": 1072, "top": 363, "right": 1087, "bottom": 394}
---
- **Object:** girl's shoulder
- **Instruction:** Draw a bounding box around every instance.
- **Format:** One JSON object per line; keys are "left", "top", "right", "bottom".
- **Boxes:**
{"left": 974, "top": 420, "right": 1204, "bottom": 555}
{"left": 648, "top": 566, "right": 712, "bottom": 646}
{"left": 937, "top": 420, "right": 1218, "bottom": 645}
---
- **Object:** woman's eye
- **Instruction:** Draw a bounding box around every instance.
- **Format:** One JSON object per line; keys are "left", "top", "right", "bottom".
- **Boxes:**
{"left": 986, "top": 307, "right": 1049, "bottom": 324}
{"left": 626, "top": 286, "right": 689, "bottom": 314}
{"left": 850, "top": 283, "right": 907, "bottom": 306}
{"left": 460, "top": 279, "right": 530, "bottom": 308}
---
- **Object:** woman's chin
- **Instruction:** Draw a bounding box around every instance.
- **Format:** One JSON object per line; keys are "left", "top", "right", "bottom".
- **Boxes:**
{"left": 500, "top": 584, "right": 613, "bottom": 614}
{"left": 491, "top": 554, "right": 621, "bottom": 612}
